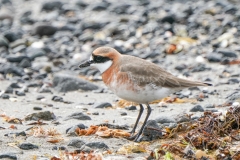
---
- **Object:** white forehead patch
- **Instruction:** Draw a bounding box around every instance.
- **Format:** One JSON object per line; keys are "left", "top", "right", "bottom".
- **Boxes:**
{"left": 90, "top": 57, "right": 113, "bottom": 74}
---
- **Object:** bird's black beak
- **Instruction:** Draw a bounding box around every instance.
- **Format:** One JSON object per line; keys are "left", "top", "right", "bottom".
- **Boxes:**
{"left": 79, "top": 60, "right": 94, "bottom": 68}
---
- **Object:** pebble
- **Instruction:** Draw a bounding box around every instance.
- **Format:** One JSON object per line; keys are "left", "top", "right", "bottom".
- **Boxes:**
{"left": 52, "top": 96, "right": 64, "bottom": 102}
{"left": 36, "top": 95, "right": 45, "bottom": 100}
{"left": 65, "top": 112, "right": 91, "bottom": 121}
{"left": 52, "top": 146, "right": 66, "bottom": 150}
{"left": 227, "top": 78, "right": 239, "bottom": 84}
{"left": 53, "top": 72, "right": 99, "bottom": 92}
{"left": 140, "top": 120, "right": 162, "bottom": 141}
{"left": 226, "top": 91, "right": 240, "bottom": 101}
{"left": 205, "top": 104, "right": 215, "bottom": 108}
{"left": 15, "top": 90, "right": 25, "bottom": 96}
{"left": 85, "top": 142, "right": 109, "bottom": 150}
{"left": 33, "top": 106, "right": 42, "bottom": 110}
{"left": 0, "top": 94, "right": 9, "bottom": 99}
{"left": 18, "top": 142, "right": 38, "bottom": 150}
{"left": 175, "top": 114, "right": 191, "bottom": 123}
{"left": 19, "top": 58, "right": 31, "bottom": 68}
{"left": 66, "top": 124, "right": 86, "bottom": 135}
{"left": 41, "top": 1, "right": 63, "bottom": 11}
{"left": 92, "top": 112, "right": 99, "bottom": 115}
{"left": 25, "top": 111, "right": 56, "bottom": 121}
{"left": 94, "top": 102, "right": 112, "bottom": 108}
{"left": 217, "top": 49, "right": 237, "bottom": 58}
{"left": 0, "top": 153, "right": 17, "bottom": 160}
{"left": 206, "top": 53, "right": 222, "bottom": 62}
{"left": 189, "top": 105, "right": 204, "bottom": 112}
{"left": 125, "top": 106, "right": 137, "bottom": 110}
{"left": 120, "top": 112, "right": 127, "bottom": 116}
{"left": 67, "top": 139, "right": 85, "bottom": 148}
{"left": 33, "top": 24, "right": 58, "bottom": 36}
{"left": 4, "top": 86, "right": 13, "bottom": 94}
{"left": 155, "top": 116, "right": 176, "bottom": 123}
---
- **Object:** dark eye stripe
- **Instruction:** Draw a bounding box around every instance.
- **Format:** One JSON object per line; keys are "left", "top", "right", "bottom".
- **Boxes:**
{"left": 93, "top": 55, "right": 110, "bottom": 63}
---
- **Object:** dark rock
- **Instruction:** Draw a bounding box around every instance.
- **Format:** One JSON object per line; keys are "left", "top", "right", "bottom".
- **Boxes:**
{"left": 0, "top": 153, "right": 17, "bottom": 160}
{"left": 78, "top": 32, "right": 94, "bottom": 42}
{"left": 41, "top": 1, "right": 63, "bottom": 11}
{"left": 227, "top": 78, "right": 239, "bottom": 84}
{"left": 1, "top": 0, "right": 12, "bottom": 4}
{"left": 15, "top": 91, "right": 25, "bottom": 96}
{"left": 67, "top": 139, "right": 85, "bottom": 148}
{"left": 36, "top": 95, "right": 45, "bottom": 100}
{"left": 140, "top": 120, "right": 162, "bottom": 141}
{"left": 5, "top": 86, "right": 13, "bottom": 94}
{"left": 80, "top": 146, "right": 92, "bottom": 153}
{"left": 218, "top": 50, "right": 237, "bottom": 58}
{"left": 33, "top": 106, "right": 42, "bottom": 110}
{"left": 168, "top": 123, "right": 177, "bottom": 129}
{"left": 175, "top": 114, "right": 191, "bottom": 123}
{"left": 94, "top": 102, "right": 112, "bottom": 108}
{"left": 161, "top": 15, "right": 175, "bottom": 24}
{"left": 4, "top": 31, "right": 22, "bottom": 43}
{"left": 0, "top": 63, "right": 25, "bottom": 77}
{"left": 81, "top": 22, "right": 108, "bottom": 30}
{"left": 155, "top": 116, "right": 176, "bottom": 123}
{"left": 26, "top": 47, "right": 46, "bottom": 60}
{"left": 19, "top": 143, "right": 38, "bottom": 150}
{"left": 12, "top": 45, "right": 26, "bottom": 53}
{"left": 0, "top": 36, "right": 9, "bottom": 48}
{"left": 33, "top": 24, "right": 58, "bottom": 36}
{"left": 52, "top": 96, "right": 63, "bottom": 102}
{"left": 25, "top": 111, "right": 56, "bottom": 121}
{"left": 92, "top": 112, "right": 99, "bottom": 115}
{"left": 191, "top": 64, "right": 211, "bottom": 72}
{"left": 0, "top": 94, "right": 10, "bottom": 99}
{"left": 16, "top": 131, "right": 26, "bottom": 136}
{"left": 206, "top": 53, "right": 222, "bottom": 62}
{"left": 175, "top": 64, "right": 187, "bottom": 71}
{"left": 189, "top": 105, "right": 204, "bottom": 112}
{"left": 85, "top": 142, "right": 109, "bottom": 149}
{"left": 125, "top": 106, "right": 137, "bottom": 110}
{"left": 205, "top": 104, "right": 215, "bottom": 108}
{"left": 96, "top": 123, "right": 129, "bottom": 130}
{"left": 10, "top": 82, "right": 21, "bottom": 88}
{"left": 120, "top": 112, "right": 127, "bottom": 116}
{"left": 76, "top": 1, "right": 88, "bottom": 8}
{"left": 111, "top": 4, "right": 130, "bottom": 14}
{"left": 66, "top": 123, "right": 86, "bottom": 134}
{"left": 5, "top": 131, "right": 26, "bottom": 137}
{"left": 65, "top": 112, "right": 91, "bottom": 121}
{"left": 19, "top": 58, "right": 31, "bottom": 68}
{"left": 66, "top": 125, "right": 79, "bottom": 136}
{"left": 91, "top": 2, "right": 110, "bottom": 11}
{"left": 52, "top": 146, "right": 66, "bottom": 150}
{"left": 53, "top": 72, "right": 99, "bottom": 92}
{"left": 226, "top": 92, "right": 240, "bottom": 101}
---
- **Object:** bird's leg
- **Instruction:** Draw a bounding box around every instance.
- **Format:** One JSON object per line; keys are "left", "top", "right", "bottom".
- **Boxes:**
{"left": 127, "top": 104, "right": 144, "bottom": 140}
{"left": 133, "top": 103, "right": 152, "bottom": 142}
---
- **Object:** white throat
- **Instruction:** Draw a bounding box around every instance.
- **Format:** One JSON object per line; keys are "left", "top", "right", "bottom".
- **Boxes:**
{"left": 91, "top": 60, "right": 113, "bottom": 74}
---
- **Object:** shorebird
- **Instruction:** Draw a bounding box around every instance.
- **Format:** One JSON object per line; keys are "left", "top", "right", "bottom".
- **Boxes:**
{"left": 79, "top": 46, "right": 211, "bottom": 142}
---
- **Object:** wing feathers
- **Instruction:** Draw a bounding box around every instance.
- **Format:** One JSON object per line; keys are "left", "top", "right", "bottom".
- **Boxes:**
{"left": 119, "top": 55, "right": 208, "bottom": 88}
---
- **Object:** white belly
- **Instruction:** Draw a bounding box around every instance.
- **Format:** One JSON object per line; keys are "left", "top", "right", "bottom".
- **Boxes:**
{"left": 111, "top": 84, "right": 180, "bottom": 104}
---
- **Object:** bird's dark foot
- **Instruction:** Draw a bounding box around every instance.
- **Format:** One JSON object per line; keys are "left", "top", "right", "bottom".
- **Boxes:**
{"left": 133, "top": 133, "right": 141, "bottom": 142}
{"left": 127, "top": 134, "right": 137, "bottom": 141}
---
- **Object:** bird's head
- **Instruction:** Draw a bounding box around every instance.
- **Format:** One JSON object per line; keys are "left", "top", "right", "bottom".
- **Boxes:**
{"left": 79, "top": 47, "right": 121, "bottom": 73}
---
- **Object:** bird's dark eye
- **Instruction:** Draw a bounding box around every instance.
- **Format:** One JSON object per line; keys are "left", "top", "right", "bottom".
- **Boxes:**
{"left": 92, "top": 55, "right": 110, "bottom": 63}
